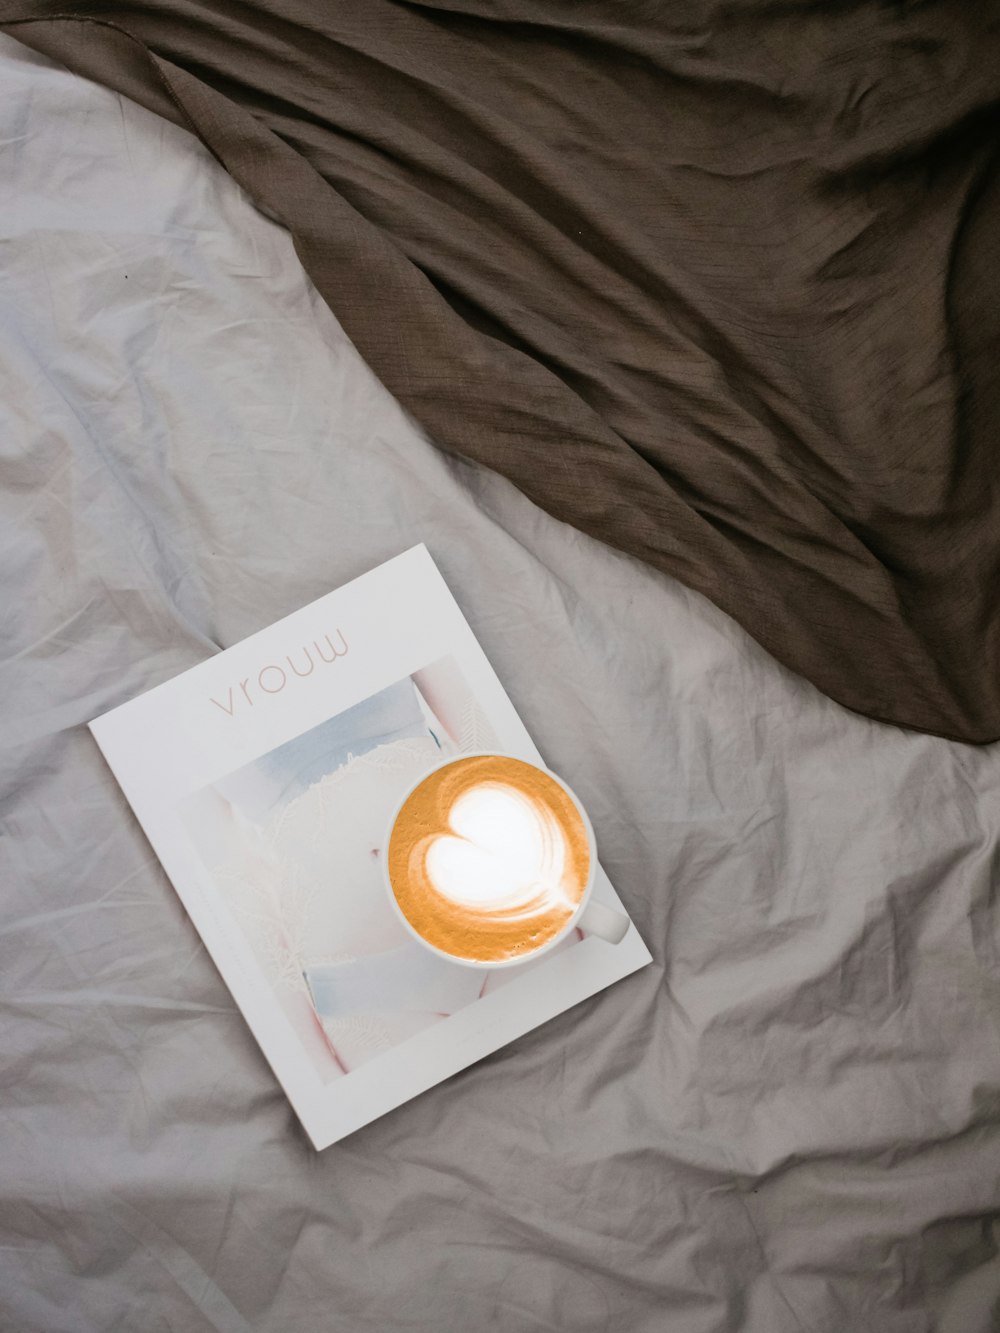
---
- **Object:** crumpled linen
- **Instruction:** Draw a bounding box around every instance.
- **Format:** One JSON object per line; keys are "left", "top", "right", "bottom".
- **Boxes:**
{"left": 1, "top": 36, "right": 999, "bottom": 1333}
{"left": 2, "top": 2, "right": 1000, "bottom": 741}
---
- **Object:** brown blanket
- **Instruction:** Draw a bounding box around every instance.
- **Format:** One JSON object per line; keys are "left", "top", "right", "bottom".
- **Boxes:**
{"left": 4, "top": 1, "right": 999, "bottom": 742}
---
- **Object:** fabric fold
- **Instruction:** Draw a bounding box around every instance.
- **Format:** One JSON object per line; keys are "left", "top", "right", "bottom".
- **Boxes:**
{"left": 3, "top": 2, "right": 998, "bottom": 741}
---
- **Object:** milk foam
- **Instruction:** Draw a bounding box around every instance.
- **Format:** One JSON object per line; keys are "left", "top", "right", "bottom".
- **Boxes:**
{"left": 387, "top": 755, "right": 591, "bottom": 963}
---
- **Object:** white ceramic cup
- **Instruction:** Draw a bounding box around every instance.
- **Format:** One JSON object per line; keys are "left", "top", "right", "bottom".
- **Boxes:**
{"left": 382, "top": 752, "right": 630, "bottom": 969}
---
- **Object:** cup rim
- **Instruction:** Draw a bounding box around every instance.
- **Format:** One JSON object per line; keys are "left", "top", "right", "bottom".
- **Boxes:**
{"left": 381, "top": 750, "right": 597, "bottom": 970}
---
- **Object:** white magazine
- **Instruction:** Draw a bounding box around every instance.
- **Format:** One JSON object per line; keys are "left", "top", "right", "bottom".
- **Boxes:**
{"left": 90, "top": 545, "right": 651, "bottom": 1149}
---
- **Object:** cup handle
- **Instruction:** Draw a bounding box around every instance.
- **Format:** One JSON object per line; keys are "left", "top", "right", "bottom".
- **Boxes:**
{"left": 576, "top": 898, "right": 630, "bottom": 945}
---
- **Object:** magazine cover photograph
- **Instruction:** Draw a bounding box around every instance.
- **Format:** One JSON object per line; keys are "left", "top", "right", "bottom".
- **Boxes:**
{"left": 179, "top": 655, "right": 587, "bottom": 1080}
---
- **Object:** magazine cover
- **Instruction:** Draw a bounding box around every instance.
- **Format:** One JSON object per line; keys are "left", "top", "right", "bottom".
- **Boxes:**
{"left": 89, "top": 546, "right": 651, "bottom": 1148}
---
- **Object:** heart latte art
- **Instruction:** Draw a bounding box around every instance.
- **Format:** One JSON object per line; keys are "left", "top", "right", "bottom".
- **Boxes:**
{"left": 387, "top": 756, "right": 591, "bottom": 963}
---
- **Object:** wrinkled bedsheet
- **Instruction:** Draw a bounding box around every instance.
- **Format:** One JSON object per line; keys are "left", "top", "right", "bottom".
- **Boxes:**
{"left": 1, "top": 36, "right": 999, "bottom": 1333}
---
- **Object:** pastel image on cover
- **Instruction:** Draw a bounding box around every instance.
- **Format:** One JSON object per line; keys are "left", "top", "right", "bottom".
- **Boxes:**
{"left": 178, "top": 657, "right": 587, "bottom": 1079}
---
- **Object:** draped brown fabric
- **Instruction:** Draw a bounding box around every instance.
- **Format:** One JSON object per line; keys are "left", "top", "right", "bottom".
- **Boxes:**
{"left": 3, "top": 2, "right": 999, "bottom": 742}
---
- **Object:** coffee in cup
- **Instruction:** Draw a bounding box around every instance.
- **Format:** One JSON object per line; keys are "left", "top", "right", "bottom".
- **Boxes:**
{"left": 385, "top": 754, "right": 595, "bottom": 965}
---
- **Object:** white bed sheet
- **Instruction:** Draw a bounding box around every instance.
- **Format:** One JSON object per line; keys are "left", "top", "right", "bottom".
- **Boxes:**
{"left": 1, "top": 34, "right": 998, "bottom": 1333}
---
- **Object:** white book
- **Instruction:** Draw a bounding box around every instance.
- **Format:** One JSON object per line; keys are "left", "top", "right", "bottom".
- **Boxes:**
{"left": 89, "top": 545, "right": 652, "bottom": 1149}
